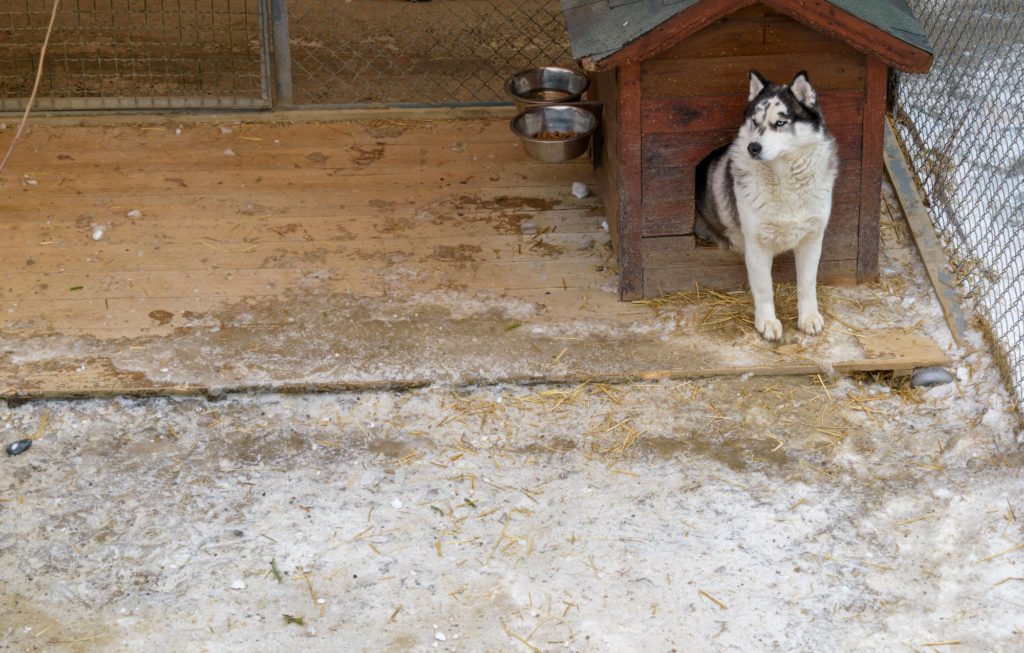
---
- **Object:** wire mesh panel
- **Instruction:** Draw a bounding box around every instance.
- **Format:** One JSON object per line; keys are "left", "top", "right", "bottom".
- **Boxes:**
{"left": 284, "top": 0, "right": 573, "bottom": 106}
{"left": 0, "top": 0, "right": 270, "bottom": 110}
{"left": 891, "top": 0, "right": 1024, "bottom": 402}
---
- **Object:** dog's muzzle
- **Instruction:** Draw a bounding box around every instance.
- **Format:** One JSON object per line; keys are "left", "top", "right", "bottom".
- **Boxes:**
{"left": 747, "top": 142, "right": 762, "bottom": 158}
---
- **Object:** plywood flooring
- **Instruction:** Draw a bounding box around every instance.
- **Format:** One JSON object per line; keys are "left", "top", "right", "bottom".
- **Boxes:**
{"left": 0, "top": 114, "right": 948, "bottom": 397}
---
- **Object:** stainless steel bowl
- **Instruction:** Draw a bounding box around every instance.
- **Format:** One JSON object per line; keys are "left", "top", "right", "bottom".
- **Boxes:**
{"left": 506, "top": 66, "right": 590, "bottom": 112}
{"left": 510, "top": 105, "right": 598, "bottom": 163}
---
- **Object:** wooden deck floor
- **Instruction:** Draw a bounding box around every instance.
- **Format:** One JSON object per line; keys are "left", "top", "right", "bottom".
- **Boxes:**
{"left": 0, "top": 113, "right": 947, "bottom": 397}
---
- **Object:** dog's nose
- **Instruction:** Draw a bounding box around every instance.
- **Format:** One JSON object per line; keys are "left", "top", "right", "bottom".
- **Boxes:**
{"left": 747, "top": 142, "right": 762, "bottom": 158}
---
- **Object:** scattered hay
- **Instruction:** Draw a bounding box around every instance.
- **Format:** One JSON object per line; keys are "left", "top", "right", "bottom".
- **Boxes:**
{"left": 635, "top": 283, "right": 832, "bottom": 338}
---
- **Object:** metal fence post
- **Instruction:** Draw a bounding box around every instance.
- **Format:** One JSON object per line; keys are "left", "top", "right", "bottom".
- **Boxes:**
{"left": 271, "top": 0, "right": 294, "bottom": 106}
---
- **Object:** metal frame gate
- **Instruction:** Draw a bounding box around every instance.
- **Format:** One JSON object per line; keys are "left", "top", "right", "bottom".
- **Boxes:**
{"left": 0, "top": 0, "right": 571, "bottom": 112}
{"left": 270, "top": 0, "right": 573, "bottom": 109}
{"left": 0, "top": 0, "right": 272, "bottom": 111}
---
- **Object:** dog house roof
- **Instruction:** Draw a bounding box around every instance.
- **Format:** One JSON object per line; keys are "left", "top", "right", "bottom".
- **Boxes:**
{"left": 561, "top": 0, "right": 933, "bottom": 73}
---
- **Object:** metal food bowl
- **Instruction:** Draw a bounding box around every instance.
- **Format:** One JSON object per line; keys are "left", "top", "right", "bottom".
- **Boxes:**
{"left": 506, "top": 66, "right": 590, "bottom": 112}
{"left": 510, "top": 105, "right": 598, "bottom": 163}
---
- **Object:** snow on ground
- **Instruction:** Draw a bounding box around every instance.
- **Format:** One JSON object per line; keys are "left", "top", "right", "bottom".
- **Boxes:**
{"left": 1, "top": 358, "right": 1021, "bottom": 652}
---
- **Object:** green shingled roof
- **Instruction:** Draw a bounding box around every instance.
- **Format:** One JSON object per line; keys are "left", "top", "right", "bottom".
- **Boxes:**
{"left": 561, "top": 0, "right": 932, "bottom": 66}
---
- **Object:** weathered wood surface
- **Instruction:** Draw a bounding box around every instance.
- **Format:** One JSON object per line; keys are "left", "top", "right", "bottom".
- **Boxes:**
{"left": 882, "top": 119, "right": 968, "bottom": 347}
{"left": 615, "top": 62, "right": 645, "bottom": 301}
{"left": 0, "top": 115, "right": 942, "bottom": 398}
{"left": 857, "top": 55, "right": 888, "bottom": 283}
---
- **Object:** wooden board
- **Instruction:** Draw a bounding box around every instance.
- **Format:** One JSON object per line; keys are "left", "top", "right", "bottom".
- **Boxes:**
{"left": 882, "top": 118, "right": 968, "bottom": 347}
{"left": 616, "top": 62, "right": 644, "bottom": 300}
{"left": 640, "top": 89, "right": 866, "bottom": 134}
{"left": 641, "top": 50, "right": 866, "bottom": 97}
{"left": 0, "top": 114, "right": 946, "bottom": 398}
{"left": 857, "top": 55, "right": 888, "bottom": 282}
{"left": 642, "top": 256, "right": 859, "bottom": 297}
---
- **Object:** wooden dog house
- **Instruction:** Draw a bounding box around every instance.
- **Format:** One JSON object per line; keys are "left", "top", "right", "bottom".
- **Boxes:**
{"left": 561, "top": 0, "right": 933, "bottom": 300}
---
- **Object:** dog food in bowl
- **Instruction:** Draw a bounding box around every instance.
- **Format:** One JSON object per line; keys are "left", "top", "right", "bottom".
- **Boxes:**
{"left": 510, "top": 105, "right": 598, "bottom": 162}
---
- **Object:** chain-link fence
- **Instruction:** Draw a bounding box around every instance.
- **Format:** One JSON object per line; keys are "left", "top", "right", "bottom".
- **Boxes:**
{"left": 0, "top": 0, "right": 270, "bottom": 110}
{"left": 0, "top": 0, "right": 569, "bottom": 110}
{"left": 890, "top": 0, "right": 1024, "bottom": 403}
{"left": 279, "top": 0, "right": 572, "bottom": 107}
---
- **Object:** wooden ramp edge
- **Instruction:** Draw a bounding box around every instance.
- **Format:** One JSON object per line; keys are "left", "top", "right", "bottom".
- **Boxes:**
{"left": 883, "top": 118, "right": 969, "bottom": 347}
{"left": 1, "top": 330, "right": 951, "bottom": 400}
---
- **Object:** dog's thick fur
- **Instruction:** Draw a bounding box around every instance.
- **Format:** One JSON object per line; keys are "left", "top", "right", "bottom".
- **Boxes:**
{"left": 695, "top": 70, "right": 839, "bottom": 340}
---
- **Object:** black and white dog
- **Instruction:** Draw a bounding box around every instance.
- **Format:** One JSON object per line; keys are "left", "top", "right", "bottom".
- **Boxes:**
{"left": 695, "top": 70, "right": 839, "bottom": 341}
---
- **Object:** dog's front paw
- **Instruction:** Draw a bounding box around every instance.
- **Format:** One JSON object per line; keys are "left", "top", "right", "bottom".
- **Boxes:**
{"left": 798, "top": 311, "right": 825, "bottom": 335}
{"left": 756, "top": 316, "right": 784, "bottom": 341}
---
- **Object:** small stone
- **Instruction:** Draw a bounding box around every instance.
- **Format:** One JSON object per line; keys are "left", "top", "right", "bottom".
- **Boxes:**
{"left": 5, "top": 439, "right": 32, "bottom": 456}
{"left": 571, "top": 181, "right": 589, "bottom": 199}
{"left": 91, "top": 227, "right": 105, "bottom": 241}
{"left": 911, "top": 367, "right": 955, "bottom": 388}
{"left": 435, "top": 631, "right": 447, "bottom": 641}
{"left": 230, "top": 579, "right": 246, "bottom": 590}
{"left": 223, "top": 148, "right": 236, "bottom": 156}
{"left": 126, "top": 209, "right": 141, "bottom": 218}
{"left": 220, "top": 126, "right": 233, "bottom": 134}
{"left": 390, "top": 497, "right": 403, "bottom": 510}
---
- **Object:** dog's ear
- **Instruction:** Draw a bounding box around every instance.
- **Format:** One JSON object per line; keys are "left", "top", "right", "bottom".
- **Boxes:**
{"left": 790, "top": 71, "right": 817, "bottom": 106}
{"left": 748, "top": 69, "right": 768, "bottom": 101}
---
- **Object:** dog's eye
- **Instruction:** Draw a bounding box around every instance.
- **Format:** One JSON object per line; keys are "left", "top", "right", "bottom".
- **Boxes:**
{"left": 774, "top": 120, "right": 788, "bottom": 128}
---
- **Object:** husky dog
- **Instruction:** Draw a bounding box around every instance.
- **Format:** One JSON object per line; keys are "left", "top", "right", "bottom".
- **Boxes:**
{"left": 695, "top": 70, "right": 839, "bottom": 341}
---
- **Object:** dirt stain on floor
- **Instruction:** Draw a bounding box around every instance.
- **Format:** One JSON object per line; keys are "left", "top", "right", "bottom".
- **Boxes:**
{"left": 431, "top": 244, "right": 481, "bottom": 263}
{"left": 148, "top": 310, "right": 174, "bottom": 326}
{"left": 349, "top": 144, "right": 386, "bottom": 167}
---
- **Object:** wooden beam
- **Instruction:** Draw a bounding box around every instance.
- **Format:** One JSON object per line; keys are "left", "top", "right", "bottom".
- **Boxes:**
{"left": 857, "top": 55, "right": 887, "bottom": 283}
{"left": 14, "top": 105, "right": 513, "bottom": 127}
{"left": 1, "top": 329, "right": 949, "bottom": 400}
{"left": 616, "top": 62, "right": 644, "bottom": 300}
{"left": 882, "top": 118, "right": 968, "bottom": 348}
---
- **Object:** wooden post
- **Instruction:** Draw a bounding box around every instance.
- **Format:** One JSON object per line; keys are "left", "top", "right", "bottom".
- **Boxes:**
{"left": 617, "top": 62, "right": 643, "bottom": 300}
{"left": 857, "top": 56, "right": 887, "bottom": 282}
{"left": 271, "top": 0, "right": 294, "bottom": 106}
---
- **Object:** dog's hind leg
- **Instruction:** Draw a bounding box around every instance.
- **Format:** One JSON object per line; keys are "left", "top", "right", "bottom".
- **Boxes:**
{"left": 794, "top": 229, "right": 826, "bottom": 335}
{"left": 744, "top": 242, "right": 783, "bottom": 340}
